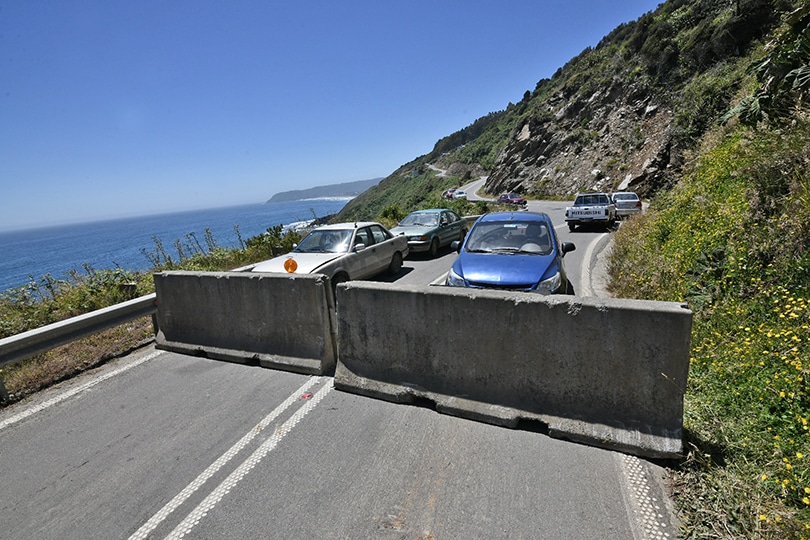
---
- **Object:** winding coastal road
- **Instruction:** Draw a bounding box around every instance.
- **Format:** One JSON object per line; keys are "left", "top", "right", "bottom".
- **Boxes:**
{"left": 0, "top": 194, "right": 677, "bottom": 539}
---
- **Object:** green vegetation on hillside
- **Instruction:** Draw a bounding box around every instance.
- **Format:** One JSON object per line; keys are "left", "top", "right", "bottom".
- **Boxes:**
{"left": 338, "top": 0, "right": 798, "bottom": 222}
{"left": 337, "top": 160, "right": 490, "bottom": 223}
{"left": 611, "top": 121, "right": 810, "bottom": 539}
{"left": 608, "top": 7, "right": 810, "bottom": 532}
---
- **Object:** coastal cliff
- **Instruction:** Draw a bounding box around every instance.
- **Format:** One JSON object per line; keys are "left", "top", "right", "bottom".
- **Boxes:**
{"left": 267, "top": 178, "right": 381, "bottom": 203}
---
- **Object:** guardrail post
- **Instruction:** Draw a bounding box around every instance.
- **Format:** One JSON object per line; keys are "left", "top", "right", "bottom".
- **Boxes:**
{"left": 0, "top": 373, "right": 9, "bottom": 403}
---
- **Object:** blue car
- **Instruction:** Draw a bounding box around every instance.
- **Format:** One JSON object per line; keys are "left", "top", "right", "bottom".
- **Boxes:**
{"left": 445, "top": 212, "right": 576, "bottom": 294}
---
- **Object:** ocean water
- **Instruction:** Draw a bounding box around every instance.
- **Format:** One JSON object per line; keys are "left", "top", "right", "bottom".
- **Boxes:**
{"left": 0, "top": 198, "right": 350, "bottom": 293}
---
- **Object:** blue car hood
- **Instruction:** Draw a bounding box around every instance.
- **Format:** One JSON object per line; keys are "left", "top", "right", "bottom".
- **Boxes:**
{"left": 455, "top": 251, "right": 558, "bottom": 286}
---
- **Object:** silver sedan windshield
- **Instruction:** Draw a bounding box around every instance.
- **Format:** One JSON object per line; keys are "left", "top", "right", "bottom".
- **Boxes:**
{"left": 295, "top": 230, "right": 353, "bottom": 253}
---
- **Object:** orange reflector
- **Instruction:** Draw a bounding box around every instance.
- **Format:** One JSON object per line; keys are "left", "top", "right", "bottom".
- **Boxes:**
{"left": 283, "top": 258, "right": 298, "bottom": 273}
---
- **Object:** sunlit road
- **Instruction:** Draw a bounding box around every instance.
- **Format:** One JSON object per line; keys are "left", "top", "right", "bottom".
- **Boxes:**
{"left": 0, "top": 203, "right": 675, "bottom": 539}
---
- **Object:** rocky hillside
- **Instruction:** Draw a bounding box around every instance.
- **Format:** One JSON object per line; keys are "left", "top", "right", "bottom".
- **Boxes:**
{"left": 481, "top": 81, "right": 676, "bottom": 199}
{"left": 338, "top": 0, "right": 795, "bottom": 219}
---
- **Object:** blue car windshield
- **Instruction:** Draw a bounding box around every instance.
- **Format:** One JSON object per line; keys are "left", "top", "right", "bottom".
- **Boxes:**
{"left": 295, "top": 230, "right": 353, "bottom": 253}
{"left": 465, "top": 221, "right": 553, "bottom": 255}
{"left": 400, "top": 213, "right": 439, "bottom": 227}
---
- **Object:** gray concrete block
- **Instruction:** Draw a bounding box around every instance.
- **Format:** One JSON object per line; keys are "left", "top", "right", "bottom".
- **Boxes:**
{"left": 154, "top": 271, "right": 336, "bottom": 375}
{"left": 334, "top": 281, "right": 691, "bottom": 458}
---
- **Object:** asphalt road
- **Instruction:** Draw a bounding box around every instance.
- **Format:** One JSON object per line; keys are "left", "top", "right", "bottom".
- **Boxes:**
{"left": 0, "top": 200, "right": 677, "bottom": 540}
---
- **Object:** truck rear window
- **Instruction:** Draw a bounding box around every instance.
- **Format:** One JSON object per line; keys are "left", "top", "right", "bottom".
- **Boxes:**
{"left": 575, "top": 195, "right": 609, "bottom": 205}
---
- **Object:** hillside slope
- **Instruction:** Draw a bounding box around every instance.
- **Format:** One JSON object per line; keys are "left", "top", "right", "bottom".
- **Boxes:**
{"left": 338, "top": 0, "right": 792, "bottom": 220}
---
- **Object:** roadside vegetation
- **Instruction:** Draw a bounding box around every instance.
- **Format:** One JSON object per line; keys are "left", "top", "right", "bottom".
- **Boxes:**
{"left": 608, "top": 8, "right": 810, "bottom": 535}
{"left": 611, "top": 125, "right": 810, "bottom": 538}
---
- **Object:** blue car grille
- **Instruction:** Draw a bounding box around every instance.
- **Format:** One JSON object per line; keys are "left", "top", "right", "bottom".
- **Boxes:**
{"left": 467, "top": 281, "right": 534, "bottom": 291}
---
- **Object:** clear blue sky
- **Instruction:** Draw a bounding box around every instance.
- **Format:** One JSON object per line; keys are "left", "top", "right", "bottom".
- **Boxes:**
{"left": 0, "top": 1, "right": 661, "bottom": 231}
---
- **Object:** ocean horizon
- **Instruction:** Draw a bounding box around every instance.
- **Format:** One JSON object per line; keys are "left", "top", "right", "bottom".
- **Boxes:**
{"left": 0, "top": 198, "right": 351, "bottom": 293}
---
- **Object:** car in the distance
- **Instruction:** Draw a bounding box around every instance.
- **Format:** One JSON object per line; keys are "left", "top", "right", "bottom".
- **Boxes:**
{"left": 452, "top": 189, "right": 468, "bottom": 200}
{"left": 445, "top": 211, "right": 575, "bottom": 294}
{"left": 251, "top": 222, "right": 409, "bottom": 290}
{"left": 390, "top": 209, "right": 467, "bottom": 258}
{"left": 441, "top": 187, "right": 458, "bottom": 200}
{"left": 611, "top": 191, "right": 642, "bottom": 219}
{"left": 497, "top": 193, "right": 527, "bottom": 207}
{"left": 564, "top": 192, "right": 617, "bottom": 231}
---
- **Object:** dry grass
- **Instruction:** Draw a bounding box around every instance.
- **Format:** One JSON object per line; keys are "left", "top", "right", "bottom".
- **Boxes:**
{"left": 0, "top": 316, "right": 155, "bottom": 404}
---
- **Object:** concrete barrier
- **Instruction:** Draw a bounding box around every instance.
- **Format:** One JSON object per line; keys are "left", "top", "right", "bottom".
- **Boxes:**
{"left": 153, "top": 271, "right": 336, "bottom": 375}
{"left": 334, "top": 282, "right": 691, "bottom": 459}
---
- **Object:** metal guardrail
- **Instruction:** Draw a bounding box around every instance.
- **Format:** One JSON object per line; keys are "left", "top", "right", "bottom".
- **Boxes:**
{"left": 0, "top": 293, "right": 158, "bottom": 399}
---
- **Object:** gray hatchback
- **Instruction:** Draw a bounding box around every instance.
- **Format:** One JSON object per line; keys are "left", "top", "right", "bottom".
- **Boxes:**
{"left": 390, "top": 209, "right": 467, "bottom": 258}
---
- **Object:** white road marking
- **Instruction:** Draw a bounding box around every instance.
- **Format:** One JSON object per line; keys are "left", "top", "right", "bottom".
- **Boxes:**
{"left": 620, "top": 453, "right": 675, "bottom": 539}
{"left": 579, "top": 232, "right": 607, "bottom": 297}
{"left": 128, "top": 376, "right": 324, "bottom": 540}
{"left": 0, "top": 350, "right": 162, "bottom": 432}
{"left": 162, "top": 380, "right": 334, "bottom": 539}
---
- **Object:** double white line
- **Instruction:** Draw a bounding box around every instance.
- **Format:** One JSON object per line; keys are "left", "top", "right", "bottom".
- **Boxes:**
{"left": 129, "top": 376, "right": 333, "bottom": 540}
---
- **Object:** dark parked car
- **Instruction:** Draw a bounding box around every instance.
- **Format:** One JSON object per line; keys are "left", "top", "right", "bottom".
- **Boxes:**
{"left": 390, "top": 209, "right": 467, "bottom": 257}
{"left": 445, "top": 211, "right": 575, "bottom": 294}
{"left": 497, "top": 193, "right": 527, "bottom": 207}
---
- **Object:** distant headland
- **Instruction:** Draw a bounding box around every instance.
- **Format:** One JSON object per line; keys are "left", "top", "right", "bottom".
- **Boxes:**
{"left": 266, "top": 178, "right": 382, "bottom": 203}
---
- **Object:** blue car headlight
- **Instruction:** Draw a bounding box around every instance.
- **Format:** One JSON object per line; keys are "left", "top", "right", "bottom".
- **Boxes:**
{"left": 535, "top": 271, "right": 561, "bottom": 295}
{"left": 445, "top": 267, "right": 466, "bottom": 287}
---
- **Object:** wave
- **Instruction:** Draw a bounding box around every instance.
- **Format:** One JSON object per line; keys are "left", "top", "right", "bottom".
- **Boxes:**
{"left": 297, "top": 196, "right": 355, "bottom": 202}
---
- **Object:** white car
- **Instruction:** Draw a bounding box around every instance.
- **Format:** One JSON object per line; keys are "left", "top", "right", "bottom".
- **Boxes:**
{"left": 564, "top": 192, "right": 617, "bottom": 231}
{"left": 452, "top": 189, "right": 468, "bottom": 200}
{"left": 251, "top": 222, "right": 409, "bottom": 290}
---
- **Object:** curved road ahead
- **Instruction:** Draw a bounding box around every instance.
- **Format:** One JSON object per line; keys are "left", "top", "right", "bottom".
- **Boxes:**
{"left": 0, "top": 203, "right": 676, "bottom": 539}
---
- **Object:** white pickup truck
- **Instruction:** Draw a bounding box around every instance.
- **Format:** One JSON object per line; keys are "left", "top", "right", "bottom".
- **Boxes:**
{"left": 565, "top": 192, "right": 617, "bottom": 231}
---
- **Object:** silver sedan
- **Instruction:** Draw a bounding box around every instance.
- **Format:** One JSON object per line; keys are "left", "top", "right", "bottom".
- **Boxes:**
{"left": 251, "top": 222, "right": 409, "bottom": 289}
{"left": 612, "top": 192, "right": 642, "bottom": 219}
